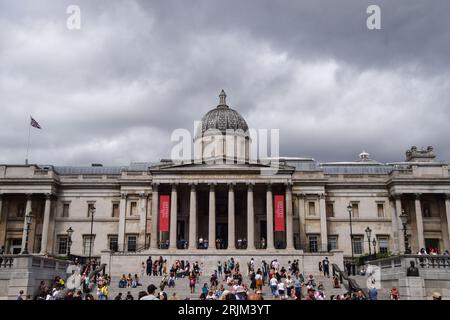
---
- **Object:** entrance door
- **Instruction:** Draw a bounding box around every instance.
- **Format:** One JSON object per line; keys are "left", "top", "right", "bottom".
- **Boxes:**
{"left": 216, "top": 223, "right": 228, "bottom": 249}
{"left": 260, "top": 221, "right": 267, "bottom": 248}
{"left": 177, "top": 220, "right": 185, "bottom": 248}
{"left": 425, "top": 238, "right": 440, "bottom": 253}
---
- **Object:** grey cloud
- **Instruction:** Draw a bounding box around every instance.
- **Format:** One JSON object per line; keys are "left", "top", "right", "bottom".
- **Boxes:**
{"left": 0, "top": 0, "right": 449, "bottom": 165}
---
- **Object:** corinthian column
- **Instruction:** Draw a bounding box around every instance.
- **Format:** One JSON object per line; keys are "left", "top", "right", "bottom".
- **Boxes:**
{"left": 266, "top": 184, "right": 274, "bottom": 250}
{"left": 188, "top": 183, "right": 197, "bottom": 250}
{"left": 415, "top": 193, "right": 425, "bottom": 251}
{"left": 247, "top": 183, "right": 255, "bottom": 250}
{"left": 118, "top": 193, "right": 127, "bottom": 251}
{"left": 21, "top": 194, "right": 32, "bottom": 253}
{"left": 40, "top": 194, "right": 52, "bottom": 254}
{"left": 286, "top": 184, "right": 294, "bottom": 250}
{"left": 139, "top": 193, "right": 148, "bottom": 248}
{"left": 150, "top": 184, "right": 159, "bottom": 249}
{"left": 208, "top": 183, "right": 216, "bottom": 250}
{"left": 169, "top": 184, "right": 178, "bottom": 249}
{"left": 228, "top": 183, "right": 235, "bottom": 250}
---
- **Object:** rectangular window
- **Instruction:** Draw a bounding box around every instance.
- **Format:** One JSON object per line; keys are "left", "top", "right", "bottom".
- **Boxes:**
{"left": 326, "top": 202, "right": 334, "bottom": 218}
{"left": 352, "top": 203, "right": 359, "bottom": 218}
{"left": 62, "top": 203, "right": 70, "bottom": 217}
{"left": 308, "top": 202, "right": 316, "bottom": 216}
{"left": 57, "top": 236, "right": 68, "bottom": 255}
{"left": 83, "top": 235, "right": 95, "bottom": 255}
{"left": 108, "top": 235, "right": 118, "bottom": 252}
{"left": 112, "top": 203, "right": 119, "bottom": 218}
{"left": 87, "top": 203, "right": 96, "bottom": 218}
{"left": 130, "top": 202, "right": 137, "bottom": 216}
{"left": 328, "top": 235, "right": 338, "bottom": 251}
{"left": 308, "top": 235, "right": 319, "bottom": 253}
{"left": 377, "top": 203, "right": 385, "bottom": 218}
{"left": 127, "top": 235, "right": 137, "bottom": 252}
{"left": 377, "top": 236, "right": 389, "bottom": 254}
{"left": 352, "top": 236, "right": 363, "bottom": 255}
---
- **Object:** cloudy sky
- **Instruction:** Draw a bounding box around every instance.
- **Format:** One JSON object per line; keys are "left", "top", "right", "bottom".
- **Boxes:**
{"left": 1, "top": 0, "right": 449, "bottom": 166}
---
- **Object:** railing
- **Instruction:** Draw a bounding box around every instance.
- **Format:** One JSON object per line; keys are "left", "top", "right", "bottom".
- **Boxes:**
{"left": 370, "top": 254, "right": 450, "bottom": 270}
{"left": 0, "top": 256, "right": 14, "bottom": 268}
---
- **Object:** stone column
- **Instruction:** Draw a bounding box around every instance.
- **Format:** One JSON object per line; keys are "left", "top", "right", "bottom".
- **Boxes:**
{"left": 169, "top": 184, "right": 178, "bottom": 249}
{"left": 188, "top": 183, "right": 197, "bottom": 250}
{"left": 395, "top": 195, "right": 405, "bottom": 253}
{"left": 139, "top": 193, "right": 148, "bottom": 248}
{"left": 150, "top": 184, "right": 159, "bottom": 249}
{"left": 389, "top": 196, "right": 399, "bottom": 254}
{"left": 228, "top": 183, "right": 235, "bottom": 250}
{"left": 21, "top": 194, "right": 32, "bottom": 253}
{"left": 445, "top": 194, "right": 450, "bottom": 250}
{"left": 0, "top": 194, "right": 3, "bottom": 221}
{"left": 415, "top": 193, "right": 425, "bottom": 251}
{"left": 319, "top": 193, "right": 328, "bottom": 252}
{"left": 247, "top": 183, "right": 255, "bottom": 250}
{"left": 118, "top": 193, "right": 127, "bottom": 251}
{"left": 208, "top": 183, "right": 216, "bottom": 250}
{"left": 266, "top": 184, "right": 274, "bottom": 250}
{"left": 298, "top": 194, "right": 306, "bottom": 250}
{"left": 40, "top": 194, "right": 52, "bottom": 254}
{"left": 286, "top": 184, "right": 294, "bottom": 250}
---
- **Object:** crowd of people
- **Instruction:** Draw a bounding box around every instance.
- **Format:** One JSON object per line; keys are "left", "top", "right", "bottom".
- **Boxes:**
{"left": 16, "top": 254, "right": 445, "bottom": 300}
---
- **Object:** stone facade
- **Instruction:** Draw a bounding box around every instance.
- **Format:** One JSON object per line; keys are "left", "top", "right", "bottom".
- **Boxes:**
{"left": 1, "top": 94, "right": 450, "bottom": 262}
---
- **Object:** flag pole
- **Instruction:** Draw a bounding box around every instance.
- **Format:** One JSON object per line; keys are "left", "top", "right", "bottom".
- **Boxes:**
{"left": 25, "top": 117, "right": 31, "bottom": 165}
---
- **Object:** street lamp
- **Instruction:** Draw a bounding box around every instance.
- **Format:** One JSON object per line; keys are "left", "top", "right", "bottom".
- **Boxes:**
{"left": 66, "top": 227, "right": 74, "bottom": 259}
{"left": 88, "top": 205, "right": 96, "bottom": 263}
{"left": 399, "top": 210, "right": 410, "bottom": 254}
{"left": 365, "top": 226, "right": 372, "bottom": 256}
{"left": 347, "top": 203, "right": 355, "bottom": 275}
{"left": 372, "top": 238, "right": 377, "bottom": 256}
{"left": 21, "top": 212, "right": 34, "bottom": 254}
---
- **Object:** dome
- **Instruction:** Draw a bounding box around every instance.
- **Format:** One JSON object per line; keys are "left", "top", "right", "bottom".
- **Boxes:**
{"left": 195, "top": 90, "right": 249, "bottom": 139}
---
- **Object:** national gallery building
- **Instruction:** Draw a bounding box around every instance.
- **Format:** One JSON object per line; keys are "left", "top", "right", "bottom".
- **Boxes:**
{"left": 1, "top": 92, "right": 450, "bottom": 262}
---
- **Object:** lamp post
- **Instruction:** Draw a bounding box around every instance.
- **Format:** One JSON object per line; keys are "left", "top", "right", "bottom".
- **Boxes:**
{"left": 347, "top": 204, "right": 354, "bottom": 262}
{"left": 372, "top": 238, "right": 377, "bottom": 257}
{"left": 365, "top": 226, "right": 372, "bottom": 256}
{"left": 88, "top": 205, "right": 95, "bottom": 263}
{"left": 399, "top": 210, "right": 410, "bottom": 254}
{"left": 66, "top": 227, "right": 74, "bottom": 260}
{"left": 21, "top": 213, "right": 34, "bottom": 254}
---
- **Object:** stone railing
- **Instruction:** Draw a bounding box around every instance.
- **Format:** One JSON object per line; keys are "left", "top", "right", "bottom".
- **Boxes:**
{"left": 370, "top": 254, "right": 450, "bottom": 270}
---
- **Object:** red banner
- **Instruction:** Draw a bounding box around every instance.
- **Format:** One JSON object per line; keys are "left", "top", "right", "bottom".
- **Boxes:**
{"left": 159, "top": 195, "right": 170, "bottom": 232}
{"left": 274, "top": 195, "right": 285, "bottom": 231}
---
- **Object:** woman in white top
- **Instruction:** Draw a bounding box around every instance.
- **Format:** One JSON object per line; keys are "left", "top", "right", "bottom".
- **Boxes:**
{"left": 270, "top": 276, "right": 278, "bottom": 297}
{"left": 277, "top": 281, "right": 285, "bottom": 299}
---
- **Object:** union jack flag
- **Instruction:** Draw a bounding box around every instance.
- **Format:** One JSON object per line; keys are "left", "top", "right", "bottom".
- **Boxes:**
{"left": 30, "top": 116, "right": 42, "bottom": 129}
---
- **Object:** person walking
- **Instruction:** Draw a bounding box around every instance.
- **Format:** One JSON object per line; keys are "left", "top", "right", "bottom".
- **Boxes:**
{"left": 322, "top": 257, "right": 330, "bottom": 278}
{"left": 369, "top": 285, "right": 378, "bottom": 300}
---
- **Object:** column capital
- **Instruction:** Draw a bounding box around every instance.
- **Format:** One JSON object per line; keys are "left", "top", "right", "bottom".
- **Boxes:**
{"left": 319, "top": 193, "right": 326, "bottom": 200}
{"left": 189, "top": 182, "right": 197, "bottom": 190}
{"left": 152, "top": 182, "right": 159, "bottom": 190}
{"left": 25, "top": 193, "right": 33, "bottom": 200}
{"left": 139, "top": 192, "right": 148, "bottom": 199}
{"left": 228, "top": 182, "right": 236, "bottom": 190}
{"left": 445, "top": 194, "right": 450, "bottom": 201}
{"left": 208, "top": 182, "right": 216, "bottom": 190}
{"left": 44, "top": 193, "right": 53, "bottom": 200}
{"left": 121, "top": 192, "right": 127, "bottom": 199}
{"left": 246, "top": 182, "right": 254, "bottom": 190}
{"left": 414, "top": 193, "right": 422, "bottom": 200}
{"left": 391, "top": 193, "right": 402, "bottom": 200}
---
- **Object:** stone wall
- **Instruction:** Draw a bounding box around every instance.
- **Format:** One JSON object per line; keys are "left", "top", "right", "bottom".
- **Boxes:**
{"left": 0, "top": 255, "right": 69, "bottom": 300}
